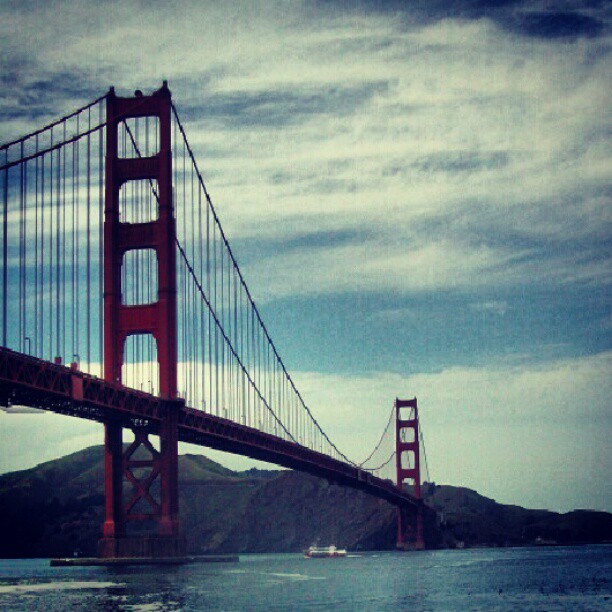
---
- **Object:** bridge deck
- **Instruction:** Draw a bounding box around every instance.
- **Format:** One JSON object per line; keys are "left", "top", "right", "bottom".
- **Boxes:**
{"left": 0, "top": 346, "right": 419, "bottom": 508}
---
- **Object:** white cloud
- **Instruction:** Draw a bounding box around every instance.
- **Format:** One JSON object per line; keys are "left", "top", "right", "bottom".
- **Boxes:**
{"left": 292, "top": 350, "right": 610, "bottom": 436}
{"left": 166, "top": 16, "right": 609, "bottom": 298}
{"left": 3, "top": 5, "right": 609, "bottom": 303}
{"left": 289, "top": 351, "right": 612, "bottom": 511}
{"left": 469, "top": 300, "right": 508, "bottom": 315}
{"left": 0, "top": 410, "right": 100, "bottom": 473}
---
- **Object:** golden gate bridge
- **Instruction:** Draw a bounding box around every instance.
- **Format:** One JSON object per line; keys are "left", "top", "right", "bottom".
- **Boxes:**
{"left": 0, "top": 82, "right": 426, "bottom": 558}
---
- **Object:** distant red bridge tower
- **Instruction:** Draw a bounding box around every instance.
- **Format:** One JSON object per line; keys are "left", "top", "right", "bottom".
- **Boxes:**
{"left": 396, "top": 397, "right": 424, "bottom": 550}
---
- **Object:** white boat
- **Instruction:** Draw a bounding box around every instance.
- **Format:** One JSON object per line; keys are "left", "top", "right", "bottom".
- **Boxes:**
{"left": 304, "top": 545, "right": 347, "bottom": 558}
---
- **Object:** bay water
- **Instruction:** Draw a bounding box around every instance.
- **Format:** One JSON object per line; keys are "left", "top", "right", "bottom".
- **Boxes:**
{"left": 0, "top": 545, "right": 610, "bottom": 610}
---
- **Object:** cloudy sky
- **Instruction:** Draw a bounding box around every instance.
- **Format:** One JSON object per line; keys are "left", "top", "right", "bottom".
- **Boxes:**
{"left": 1, "top": 0, "right": 610, "bottom": 513}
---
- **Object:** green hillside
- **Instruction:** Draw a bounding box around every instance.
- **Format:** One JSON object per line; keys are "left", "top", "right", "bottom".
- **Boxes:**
{"left": 0, "top": 446, "right": 609, "bottom": 558}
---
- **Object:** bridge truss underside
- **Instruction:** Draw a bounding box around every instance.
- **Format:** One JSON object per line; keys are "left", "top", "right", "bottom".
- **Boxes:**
{"left": 0, "top": 346, "right": 419, "bottom": 509}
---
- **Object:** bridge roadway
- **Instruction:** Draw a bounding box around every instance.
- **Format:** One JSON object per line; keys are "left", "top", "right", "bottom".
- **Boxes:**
{"left": 0, "top": 346, "right": 419, "bottom": 509}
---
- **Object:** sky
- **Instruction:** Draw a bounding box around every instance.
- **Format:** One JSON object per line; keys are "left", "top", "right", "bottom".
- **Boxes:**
{"left": 0, "top": 0, "right": 610, "bottom": 513}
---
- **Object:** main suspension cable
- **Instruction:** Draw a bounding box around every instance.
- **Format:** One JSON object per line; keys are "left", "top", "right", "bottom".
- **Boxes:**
{"left": 0, "top": 93, "right": 156, "bottom": 172}
{"left": 358, "top": 401, "right": 395, "bottom": 467}
{"left": 170, "top": 103, "right": 357, "bottom": 466}
{"left": 363, "top": 450, "right": 396, "bottom": 473}
{"left": 0, "top": 93, "right": 107, "bottom": 152}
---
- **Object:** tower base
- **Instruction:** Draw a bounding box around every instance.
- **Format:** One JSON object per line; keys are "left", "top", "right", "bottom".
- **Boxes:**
{"left": 98, "top": 535, "right": 186, "bottom": 559}
{"left": 396, "top": 540, "right": 426, "bottom": 551}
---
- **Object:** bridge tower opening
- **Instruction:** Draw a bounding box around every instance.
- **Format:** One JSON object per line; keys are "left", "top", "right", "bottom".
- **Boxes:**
{"left": 99, "top": 83, "right": 185, "bottom": 559}
{"left": 395, "top": 397, "right": 424, "bottom": 550}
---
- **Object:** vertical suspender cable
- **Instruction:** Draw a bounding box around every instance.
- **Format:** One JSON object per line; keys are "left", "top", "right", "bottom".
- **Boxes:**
{"left": 183, "top": 132, "right": 190, "bottom": 403}
{"left": 49, "top": 128, "right": 54, "bottom": 358}
{"left": 206, "top": 176, "right": 212, "bottom": 414}
{"left": 62, "top": 122, "right": 67, "bottom": 359}
{"left": 220, "top": 233, "right": 225, "bottom": 414}
{"left": 240, "top": 281, "right": 245, "bottom": 423}
{"left": 233, "top": 264, "right": 238, "bottom": 420}
{"left": 198, "top": 182, "right": 205, "bottom": 410}
{"left": 190, "top": 160, "right": 196, "bottom": 406}
{"left": 71, "top": 133, "right": 76, "bottom": 359}
{"left": 55, "top": 146, "right": 60, "bottom": 358}
{"left": 86, "top": 108, "right": 91, "bottom": 368}
{"left": 2, "top": 150, "right": 7, "bottom": 346}
{"left": 245, "top": 289, "right": 250, "bottom": 424}
{"left": 23, "top": 147, "right": 28, "bottom": 352}
{"left": 41, "top": 144, "right": 46, "bottom": 357}
{"left": 213, "top": 223, "right": 218, "bottom": 414}
{"left": 74, "top": 117, "right": 79, "bottom": 362}
{"left": 250, "top": 307, "right": 255, "bottom": 427}
{"left": 34, "top": 137, "right": 39, "bottom": 355}
{"left": 134, "top": 120, "right": 140, "bottom": 388}
{"left": 18, "top": 142, "right": 24, "bottom": 352}
{"left": 230, "top": 253, "right": 234, "bottom": 417}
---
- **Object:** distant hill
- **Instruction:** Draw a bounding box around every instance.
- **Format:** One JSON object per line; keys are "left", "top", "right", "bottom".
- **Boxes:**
{"left": 0, "top": 446, "right": 609, "bottom": 557}
{"left": 422, "top": 483, "right": 612, "bottom": 548}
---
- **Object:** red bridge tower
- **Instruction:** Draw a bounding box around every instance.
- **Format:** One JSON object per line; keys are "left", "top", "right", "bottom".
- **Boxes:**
{"left": 99, "top": 83, "right": 185, "bottom": 558}
{"left": 396, "top": 397, "right": 425, "bottom": 550}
